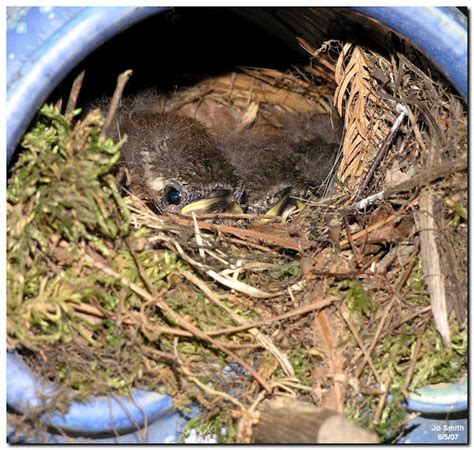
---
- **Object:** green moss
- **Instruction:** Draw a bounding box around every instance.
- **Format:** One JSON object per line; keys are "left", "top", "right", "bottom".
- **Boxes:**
{"left": 411, "top": 325, "right": 467, "bottom": 388}
{"left": 372, "top": 388, "right": 408, "bottom": 443}
{"left": 274, "top": 260, "right": 302, "bottom": 280}
{"left": 180, "top": 411, "right": 237, "bottom": 443}
{"left": 340, "top": 280, "right": 375, "bottom": 318}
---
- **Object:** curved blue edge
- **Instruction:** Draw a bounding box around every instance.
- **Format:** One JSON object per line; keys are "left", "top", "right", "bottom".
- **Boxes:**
{"left": 351, "top": 7, "right": 467, "bottom": 100}
{"left": 346, "top": 5, "right": 468, "bottom": 419}
{"left": 7, "top": 6, "right": 176, "bottom": 439}
{"left": 7, "top": 6, "right": 167, "bottom": 163}
{"left": 7, "top": 351, "right": 175, "bottom": 437}
{"left": 405, "top": 378, "right": 468, "bottom": 415}
{"left": 6, "top": 5, "right": 467, "bottom": 440}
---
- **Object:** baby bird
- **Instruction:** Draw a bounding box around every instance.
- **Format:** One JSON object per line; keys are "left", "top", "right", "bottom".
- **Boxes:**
{"left": 117, "top": 111, "right": 244, "bottom": 214}
{"left": 116, "top": 95, "right": 342, "bottom": 218}
{"left": 220, "top": 112, "right": 342, "bottom": 216}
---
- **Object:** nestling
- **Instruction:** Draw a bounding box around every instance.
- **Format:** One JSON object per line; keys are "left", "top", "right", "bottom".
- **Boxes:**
{"left": 116, "top": 101, "right": 342, "bottom": 217}
{"left": 117, "top": 111, "right": 244, "bottom": 214}
{"left": 220, "top": 112, "right": 342, "bottom": 216}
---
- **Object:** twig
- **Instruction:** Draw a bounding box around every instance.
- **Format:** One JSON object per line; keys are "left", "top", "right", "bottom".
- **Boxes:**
{"left": 209, "top": 297, "right": 340, "bottom": 337}
{"left": 180, "top": 268, "right": 295, "bottom": 378}
{"left": 339, "top": 197, "right": 418, "bottom": 247}
{"left": 372, "top": 370, "right": 391, "bottom": 425}
{"left": 390, "top": 306, "right": 431, "bottom": 332}
{"left": 404, "top": 103, "right": 429, "bottom": 154}
{"left": 356, "top": 104, "right": 407, "bottom": 199}
{"left": 343, "top": 211, "right": 362, "bottom": 265}
{"left": 219, "top": 236, "right": 280, "bottom": 255}
{"left": 65, "top": 69, "right": 86, "bottom": 116}
{"left": 386, "top": 154, "right": 467, "bottom": 196}
{"left": 338, "top": 211, "right": 403, "bottom": 248}
{"left": 124, "top": 236, "right": 156, "bottom": 295}
{"left": 355, "top": 297, "right": 396, "bottom": 379}
{"left": 168, "top": 88, "right": 214, "bottom": 112}
{"left": 179, "top": 268, "right": 241, "bottom": 320}
{"left": 336, "top": 305, "right": 384, "bottom": 387}
{"left": 101, "top": 69, "right": 133, "bottom": 138}
{"left": 70, "top": 302, "right": 132, "bottom": 325}
{"left": 314, "top": 310, "right": 344, "bottom": 413}
{"left": 142, "top": 345, "right": 177, "bottom": 362}
{"left": 83, "top": 251, "right": 272, "bottom": 392}
{"left": 165, "top": 215, "right": 307, "bottom": 252}
{"left": 192, "top": 212, "right": 206, "bottom": 259}
{"left": 395, "top": 242, "right": 419, "bottom": 292}
{"left": 352, "top": 153, "right": 467, "bottom": 210}
{"left": 171, "top": 240, "right": 283, "bottom": 299}
{"left": 207, "top": 268, "right": 282, "bottom": 299}
{"left": 402, "top": 338, "right": 422, "bottom": 396}
{"left": 173, "top": 341, "right": 246, "bottom": 410}
{"left": 419, "top": 190, "right": 451, "bottom": 345}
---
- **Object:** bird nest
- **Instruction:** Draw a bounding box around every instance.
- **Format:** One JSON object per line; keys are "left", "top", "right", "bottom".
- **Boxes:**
{"left": 7, "top": 39, "right": 467, "bottom": 443}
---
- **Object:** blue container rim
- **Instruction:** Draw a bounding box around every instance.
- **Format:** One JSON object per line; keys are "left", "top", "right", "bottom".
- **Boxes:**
{"left": 6, "top": 6, "right": 468, "bottom": 439}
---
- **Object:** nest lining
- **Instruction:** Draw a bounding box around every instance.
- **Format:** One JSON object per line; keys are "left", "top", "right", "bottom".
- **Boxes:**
{"left": 7, "top": 36, "right": 467, "bottom": 443}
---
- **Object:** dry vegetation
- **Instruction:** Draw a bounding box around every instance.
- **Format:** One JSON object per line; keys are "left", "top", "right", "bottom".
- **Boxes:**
{"left": 7, "top": 37, "right": 467, "bottom": 443}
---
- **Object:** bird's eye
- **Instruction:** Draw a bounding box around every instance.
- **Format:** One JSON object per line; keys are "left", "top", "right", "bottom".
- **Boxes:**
{"left": 165, "top": 186, "right": 182, "bottom": 205}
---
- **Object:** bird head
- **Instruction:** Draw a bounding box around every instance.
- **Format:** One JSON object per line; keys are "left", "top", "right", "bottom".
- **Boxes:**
{"left": 119, "top": 112, "right": 244, "bottom": 214}
{"left": 220, "top": 112, "right": 342, "bottom": 219}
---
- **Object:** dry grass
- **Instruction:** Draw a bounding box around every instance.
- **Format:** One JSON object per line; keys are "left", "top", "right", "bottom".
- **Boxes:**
{"left": 7, "top": 39, "right": 467, "bottom": 443}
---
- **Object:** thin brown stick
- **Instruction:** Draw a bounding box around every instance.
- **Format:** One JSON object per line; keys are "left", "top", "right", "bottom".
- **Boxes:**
{"left": 180, "top": 268, "right": 295, "bottom": 377}
{"left": 209, "top": 296, "right": 340, "bottom": 337}
{"left": 343, "top": 212, "right": 361, "bottom": 265}
{"left": 356, "top": 105, "right": 407, "bottom": 199}
{"left": 142, "top": 345, "right": 177, "bottom": 362}
{"left": 352, "top": 154, "right": 467, "bottom": 210}
{"left": 165, "top": 214, "right": 307, "bottom": 252}
{"left": 101, "top": 69, "right": 133, "bottom": 138}
{"left": 168, "top": 88, "right": 214, "bottom": 112}
{"left": 65, "top": 69, "right": 85, "bottom": 115}
{"left": 70, "top": 302, "right": 131, "bottom": 325}
{"left": 386, "top": 154, "right": 467, "bottom": 196}
{"left": 179, "top": 363, "right": 245, "bottom": 410}
{"left": 339, "top": 198, "right": 418, "bottom": 247}
{"left": 395, "top": 243, "right": 419, "bottom": 292}
{"left": 222, "top": 236, "right": 281, "bottom": 255}
{"left": 390, "top": 306, "right": 431, "bottom": 331}
{"left": 315, "top": 310, "right": 344, "bottom": 413}
{"left": 125, "top": 237, "right": 156, "bottom": 295}
{"left": 372, "top": 370, "right": 391, "bottom": 424}
{"left": 336, "top": 305, "right": 384, "bottom": 387}
{"left": 83, "top": 252, "right": 272, "bottom": 392}
{"left": 355, "top": 297, "right": 395, "bottom": 379}
{"left": 338, "top": 212, "right": 399, "bottom": 247}
{"left": 402, "top": 338, "right": 422, "bottom": 396}
{"left": 137, "top": 295, "right": 336, "bottom": 339}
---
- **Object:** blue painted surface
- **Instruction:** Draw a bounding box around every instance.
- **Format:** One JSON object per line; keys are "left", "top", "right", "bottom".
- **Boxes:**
{"left": 352, "top": 7, "right": 467, "bottom": 100}
{"left": 7, "top": 352, "right": 175, "bottom": 439}
{"left": 6, "top": 6, "right": 468, "bottom": 443}
{"left": 406, "top": 378, "right": 468, "bottom": 415}
{"left": 7, "top": 7, "right": 86, "bottom": 87}
{"left": 398, "top": 416, "right": 467, "bottom": 444}
{"left": 7, "top": 6, "right": 166, "bottom": 163}
{"left": 8, "top": 408, "right": 199, "bottom": 444}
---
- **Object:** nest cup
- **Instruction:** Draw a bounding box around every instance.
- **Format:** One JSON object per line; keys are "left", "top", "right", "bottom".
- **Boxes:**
{"left": 7, "top": 7, "right": 467, "bottom": 443}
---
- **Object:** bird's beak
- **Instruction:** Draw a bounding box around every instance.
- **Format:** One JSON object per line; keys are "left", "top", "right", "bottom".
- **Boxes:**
{"left": 262, "top": 194, "right": 305, "bottom": 222}
{"left": 181, "top": 191, "right": 243, "bottom": 215}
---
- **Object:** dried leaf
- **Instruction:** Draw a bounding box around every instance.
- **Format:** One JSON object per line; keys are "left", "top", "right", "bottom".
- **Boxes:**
{"left": 333, "top": 45, "right": 381, "bottom": 188}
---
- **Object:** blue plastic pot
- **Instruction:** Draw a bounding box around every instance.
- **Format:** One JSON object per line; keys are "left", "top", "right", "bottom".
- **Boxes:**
{"left": 7, "top": 6, "right": 467, "bottom": 443}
